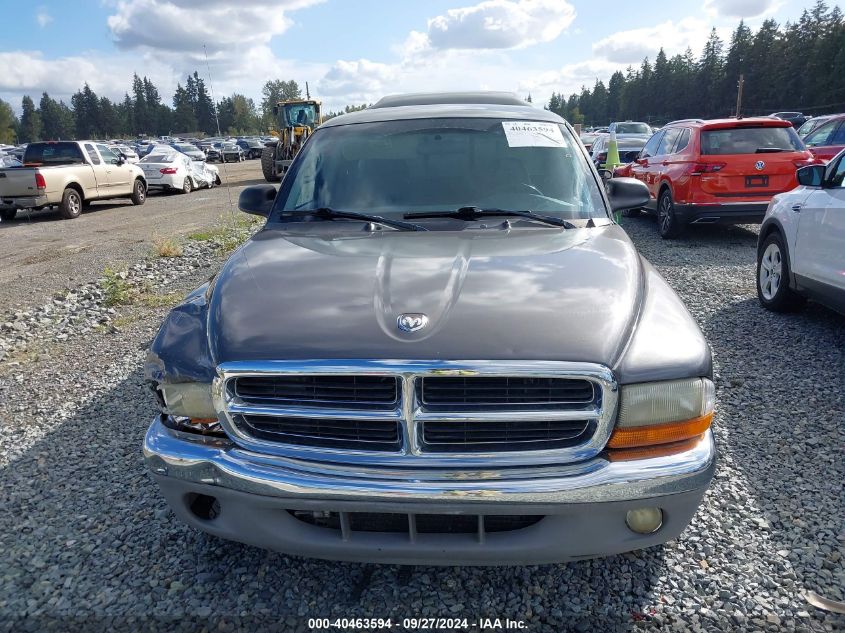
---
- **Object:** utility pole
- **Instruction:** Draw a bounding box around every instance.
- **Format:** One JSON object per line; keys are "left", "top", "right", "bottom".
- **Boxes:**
{"left": 735, "top": 74, "right": 744, "bottom": 118}
{"left": 306, "top": 82, "right": 311, "bottom": 100}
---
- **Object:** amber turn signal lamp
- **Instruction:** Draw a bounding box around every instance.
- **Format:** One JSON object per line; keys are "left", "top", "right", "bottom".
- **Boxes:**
{"left": 189, "top": 417, "right": 219, "bottom": 425}
{"left": 607, "top": 412, "right": 713, "bottom": 449}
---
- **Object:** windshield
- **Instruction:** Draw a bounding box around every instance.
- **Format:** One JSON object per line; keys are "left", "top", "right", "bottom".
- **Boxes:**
{"left": 283, "top": 103, "right": 317, "bottom": 127}
{"left": 614, "top": 123, "right": 651, "bottom": 135}
{"left": 701, "top": 126, "right": 804, "bottom": 154}
{"left": 274, "top": 117, "right": 606, "bottom": 221}
{"left": 141, "top": 153, "right": 176, "bottom": 163}
{"left": 174, "top": 144, "right": 196, "bottom": 152}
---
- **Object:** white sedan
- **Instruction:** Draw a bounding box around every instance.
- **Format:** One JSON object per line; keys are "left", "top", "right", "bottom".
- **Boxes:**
{"left": 757, "top": 149, "right": 845, "bottom": 314}
{"left": 139, "top": 152, "right": 218, "bottom": 194}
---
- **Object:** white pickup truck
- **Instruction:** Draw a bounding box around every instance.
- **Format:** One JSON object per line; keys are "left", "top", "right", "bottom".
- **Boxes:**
{"left": 0, "top": 141, "right": 147, "bottom": 221}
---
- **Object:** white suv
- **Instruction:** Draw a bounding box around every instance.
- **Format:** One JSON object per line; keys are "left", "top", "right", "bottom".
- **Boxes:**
{"left": 756, "top": 149, "right": 845, "bottom": 314}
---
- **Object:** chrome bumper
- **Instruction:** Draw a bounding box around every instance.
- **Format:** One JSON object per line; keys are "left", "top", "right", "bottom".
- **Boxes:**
{"left": 143, "top": 416, "right": 716, "bottom": 506}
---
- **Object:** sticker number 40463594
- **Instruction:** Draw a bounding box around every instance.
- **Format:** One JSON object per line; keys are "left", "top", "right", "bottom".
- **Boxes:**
{"left": 501, "top": 121, "right": 566, "bottom": 148}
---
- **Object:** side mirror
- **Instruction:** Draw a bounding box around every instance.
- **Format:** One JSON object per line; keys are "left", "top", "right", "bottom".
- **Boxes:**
{"left": 597, "top": 168, "right": 613, "bottom": 182}
{"left": 272, "top": 105, "right": 279, "bottom": 116}
{"left": 606, "top": 177, "right": 650, "bottom": 213}
{"left": 796, "top": 164, "right": 825, "bottom": 187}
{"left": 117, "top": 155, "right": 126, "bottom": 165}
{"left": 238, "top": 184, "right": 277, "bottom": 217}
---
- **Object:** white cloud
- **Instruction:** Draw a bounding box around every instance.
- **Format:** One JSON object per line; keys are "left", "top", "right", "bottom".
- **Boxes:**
{"left": 36, "top": 7, "right": 52, "bottom": 28}
{"left": 405, "top": 0, "right": 575, "bottom": 55}
{"left": 107, "top": 0, "right": 324, "bottom": 54}
{"left": 0, "top": 50, "right": 179, "bottom": 109}
{"left": 704, "top": 0, "right": 780, "bottom": 18}
{"left": 521, "top": 59, "right": 626, "bottom": 97}
{"left": 592, "top": 18, "right": 711, "bottom": 64}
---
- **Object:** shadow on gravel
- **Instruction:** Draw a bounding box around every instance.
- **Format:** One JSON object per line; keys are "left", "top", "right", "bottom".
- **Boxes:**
{"left": 706, "top": 296, "right": 845, "bottom": 618}
{"left": 620, "top": 215, "right": 760, "bottom": 269}
{"left": 0, "top": 202, "right": 139, "bottom": 228}
{"left": 0, "top": 363, "right": 671, "bottom": 630}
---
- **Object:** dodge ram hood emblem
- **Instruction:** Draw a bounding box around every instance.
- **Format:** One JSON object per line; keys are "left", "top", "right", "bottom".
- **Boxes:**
{"left": 397, "top": 313, "right": 429, "bottom": 332}
{"left": 755, "top": 160, "right": 765, "bottom": 171}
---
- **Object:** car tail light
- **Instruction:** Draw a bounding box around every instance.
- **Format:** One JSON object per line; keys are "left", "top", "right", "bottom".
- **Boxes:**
{"left": 34, "top": 173, "right": 46, "bottom": 190}
{"left": 691, "top": 162, "right": 726, "bottom": 174}
{"left": 160, "top": 167, "right": 178, "bottom": 174}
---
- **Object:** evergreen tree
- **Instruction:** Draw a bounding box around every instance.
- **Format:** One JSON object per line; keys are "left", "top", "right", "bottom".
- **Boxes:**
{"left": 71, "top": 83, "right": 101, "bottom": 138}
{"left": 39, "top": 92, "right": 75, "bottom": 140}
{"left": 172, "top": 83, "right": 197, "bottom": 133}
{"left": 0, "top": 98, "right": 17, "bottom": 144}
{"left": 19, "top": 95, "right": 42, "bottom": 142}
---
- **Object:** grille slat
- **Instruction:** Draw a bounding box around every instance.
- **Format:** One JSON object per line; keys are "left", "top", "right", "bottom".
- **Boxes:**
{"left": 422, "top": 418, "right": 592, "bottom": 452}
{"left": 420, "top": 376, "right": 595, "bottom": 409}
{"left": 238, "top": 414, "right": 401, "bottom": 450}
{"left": 235, "top": 375, "right": 398, "bottom": 409}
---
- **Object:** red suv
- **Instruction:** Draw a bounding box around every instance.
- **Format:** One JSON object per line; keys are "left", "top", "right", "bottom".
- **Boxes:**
{"left": 614, "top": 118, "right": 818, "bottom": 238}
{"left": 801, "top": 113, "right": 845, "bottom": 162}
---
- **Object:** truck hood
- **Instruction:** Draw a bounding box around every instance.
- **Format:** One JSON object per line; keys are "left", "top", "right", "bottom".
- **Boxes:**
{"left": 208, "top": 224, "right": 643, "bottom": 367}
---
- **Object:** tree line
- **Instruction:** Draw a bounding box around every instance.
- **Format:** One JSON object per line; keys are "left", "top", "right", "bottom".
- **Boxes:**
{"left": 548, "top": 1, "right": 845, "bottom": 127}
{"left": 0, "top": 74, "right": 308, "bottom": 144}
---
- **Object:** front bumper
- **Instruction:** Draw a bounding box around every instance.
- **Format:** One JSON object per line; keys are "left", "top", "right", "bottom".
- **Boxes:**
{"left": 144, "top": 416, "right": 716, "bottom": 565}
{"left": 673, "top": 201, "right": 769, "bottom": 225}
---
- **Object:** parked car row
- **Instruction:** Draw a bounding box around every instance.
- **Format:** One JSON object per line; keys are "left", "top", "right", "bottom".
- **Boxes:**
{"left": 0, "top": 139, "right": 224, "bottom": 222}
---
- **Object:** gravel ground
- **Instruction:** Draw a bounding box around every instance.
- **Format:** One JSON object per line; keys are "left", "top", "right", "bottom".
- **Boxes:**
{"left": 0, "top": 159, "right": 262, "bottom": 312}
{"left": 0, "top": 211, "right": 843, "bottom": 632}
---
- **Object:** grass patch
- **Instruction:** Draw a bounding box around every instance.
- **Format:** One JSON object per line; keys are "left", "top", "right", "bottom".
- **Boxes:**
{"left": 100, "top": 267, "right": 134, "bottom": 307}
{"left": 187, "top": 213, "right": 262, "bottom": 255}
{"left": 153, "top": 237, "right": 183, "bottom": 258}
{"left": 136, "top": 291, "right": 183, "bottom": 308}
{"left": 111, "top": 314, "right": 141, "bottom": 329}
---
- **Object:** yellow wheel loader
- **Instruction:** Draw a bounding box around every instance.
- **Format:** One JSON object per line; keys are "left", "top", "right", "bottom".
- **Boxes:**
{"left": 261, "top": 99, "right": 322, "bottom": 182}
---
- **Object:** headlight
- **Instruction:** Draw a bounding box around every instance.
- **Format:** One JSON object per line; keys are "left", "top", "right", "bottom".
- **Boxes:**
{"left": 158, "top": 382, "right": 217, "bottom": 420}
{"left": 608, "top": 378, "right": 714, "bottom": 449}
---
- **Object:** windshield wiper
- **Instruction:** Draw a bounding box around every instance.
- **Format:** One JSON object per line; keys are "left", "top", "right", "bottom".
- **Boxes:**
{"left": 755, "top": 147, "right": 790, "bottom": 153}
{"left": 288, "top": 207, "right": 428, "bottom": 232}
{"left": 404, "top": 206, "right": 576, "bottom": 229}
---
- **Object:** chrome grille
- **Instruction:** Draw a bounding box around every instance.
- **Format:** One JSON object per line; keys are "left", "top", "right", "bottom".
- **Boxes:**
{"left": 216, "top": 360, "right": 617, "bottom": 467}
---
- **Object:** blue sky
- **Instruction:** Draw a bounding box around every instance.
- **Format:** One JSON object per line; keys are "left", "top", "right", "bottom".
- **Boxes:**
{"left": 0, "top": 0, "right": 829, "bottom": 113}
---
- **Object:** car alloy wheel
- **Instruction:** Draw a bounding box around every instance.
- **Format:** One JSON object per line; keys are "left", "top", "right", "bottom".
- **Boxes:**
{"left": 758, "top": 242, "right": 783, "bottom": 301}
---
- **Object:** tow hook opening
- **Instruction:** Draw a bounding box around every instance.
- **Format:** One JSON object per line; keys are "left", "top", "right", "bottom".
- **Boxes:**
{"left": 187, "top": 493, "right": 221, "bottom": 521}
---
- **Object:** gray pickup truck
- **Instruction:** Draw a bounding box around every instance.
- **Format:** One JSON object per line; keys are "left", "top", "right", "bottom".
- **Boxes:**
{"left": 143, "top": 92, "right": 715, "bottom": 565}
{"left": 0, "top": 141, "right": 146, "bottom": 221}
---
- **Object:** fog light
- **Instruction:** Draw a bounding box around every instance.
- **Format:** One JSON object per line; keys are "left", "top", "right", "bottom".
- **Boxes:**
{"left": 625, "top": 507, "right": 663, "bottom": 534}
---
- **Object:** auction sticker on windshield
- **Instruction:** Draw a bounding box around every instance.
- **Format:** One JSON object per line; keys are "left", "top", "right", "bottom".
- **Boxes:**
{"left": 502, "top": 121, "right": 566, "bottom": 148}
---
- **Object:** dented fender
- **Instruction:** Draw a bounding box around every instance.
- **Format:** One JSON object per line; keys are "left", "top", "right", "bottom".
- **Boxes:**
{"left": 145, "top": 281, "right": 216, "bottom": 385}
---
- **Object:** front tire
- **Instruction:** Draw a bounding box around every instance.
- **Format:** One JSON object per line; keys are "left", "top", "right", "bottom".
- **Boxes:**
{"left": 657, "top": 189, "right": 684, "bottom": 239}
{"left": 0, "top": 208, "right": 16, "bottom": 222}
{"left": 59, "top": 188, "right": 82, "bottom": 219}
{"left": 261, "top": 146, "right": 282, "bottom": 182}
{"left": 131, "top": 178, "right": 146, "bottom": 205}
{"left": 757, "top": 232, "right": 805, "bottom": 312}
